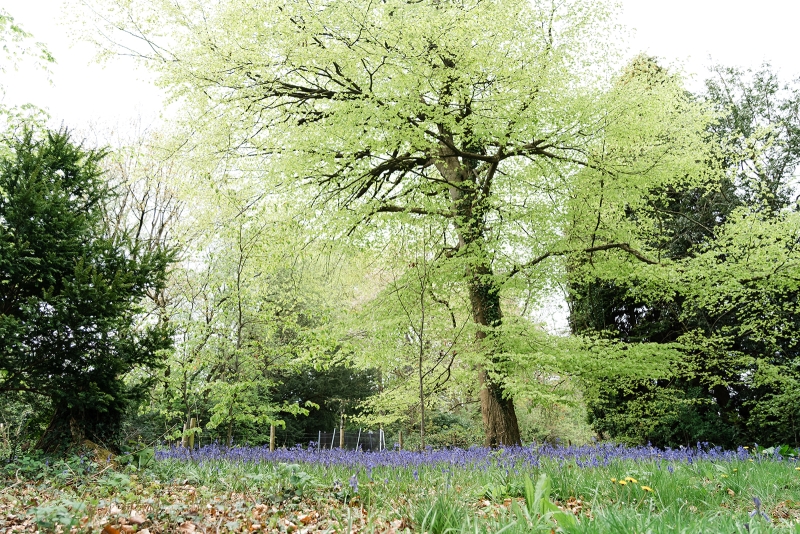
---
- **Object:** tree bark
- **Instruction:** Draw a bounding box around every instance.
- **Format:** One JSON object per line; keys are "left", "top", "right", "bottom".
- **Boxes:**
{"left": 469, "top": 273, "right": 522, "bottom": 447}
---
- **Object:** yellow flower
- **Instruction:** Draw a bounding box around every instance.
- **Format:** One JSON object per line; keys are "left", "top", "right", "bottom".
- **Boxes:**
{"left": 640, "top": 486, "right": 654, "bottom": 492}
{"left": 618, "top": 480, "right": 627, "bottom": 485}
{"left": 625, "top": 477, "right": 638, "bottom": 483}
{"left": 733, "top": 469, "right": 738, "bottom": 472}
{"left": 610, "top": 478, "right": 617, "bottom": 482}
{"left": 743, "top": 446, "right": 749, "bottom": 449}
{"left": 721, "top": 474, "right": 728, "bottom": 478}
{"left": 795, "top": 467, "right": 800, "bottom": 471}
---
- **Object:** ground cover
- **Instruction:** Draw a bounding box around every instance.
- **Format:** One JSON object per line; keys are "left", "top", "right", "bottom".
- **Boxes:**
{"left": 1, "top": 443, "right": 799, "bottom": 533}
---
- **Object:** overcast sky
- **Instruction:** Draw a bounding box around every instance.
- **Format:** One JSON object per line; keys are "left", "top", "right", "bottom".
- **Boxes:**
{"left": 3, "top": 0, "right": 799, "bottom": 133}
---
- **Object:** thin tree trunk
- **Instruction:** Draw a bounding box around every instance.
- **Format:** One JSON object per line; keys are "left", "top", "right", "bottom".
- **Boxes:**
{"left": 227, "top": 412, "right": 234, "bottom": 447}
{"left": 418, "top": 279, "right": 426, "bottom": 450}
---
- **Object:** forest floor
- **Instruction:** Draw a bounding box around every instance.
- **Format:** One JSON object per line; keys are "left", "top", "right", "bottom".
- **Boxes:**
{"left": 2, "top": 443, "right": 800, "bottom": 533}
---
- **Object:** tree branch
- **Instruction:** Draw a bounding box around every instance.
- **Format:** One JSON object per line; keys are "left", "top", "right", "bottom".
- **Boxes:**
{"left": 373, "top": 204, "right": 452, "bottom": 217}
{"left": 505, "top": 242, "right": 658, "bottom": 282}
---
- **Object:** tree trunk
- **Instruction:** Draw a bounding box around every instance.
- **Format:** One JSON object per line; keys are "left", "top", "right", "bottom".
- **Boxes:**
{"left": 469, "top": 273, "right": 521, "bottom": 447}
{"left": 36, "top": 403, "right": 123, "bottom": 454}
{"left": 478, "top": 369, "right": 521, "bottom": 447}
{"left": 436, "top": 137, "right": 521, "bottom": 447}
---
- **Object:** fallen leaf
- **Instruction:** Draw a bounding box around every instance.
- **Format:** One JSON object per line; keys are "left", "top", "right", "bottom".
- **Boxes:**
{"left": 178, "top": 521, "right": 197, "bottom": 533}
{"left": 727, "top": 488, "right": 735, "bottom": 497}
{"left": 102, "top": 526, "right": 120, "bottom": 534}
{"left": 129, "top": 511, "right": 146, "bottom": 525}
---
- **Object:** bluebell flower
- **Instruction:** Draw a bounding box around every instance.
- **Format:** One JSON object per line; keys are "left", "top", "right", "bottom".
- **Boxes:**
{"left": 749, "top": 496, "right": 770, "bottom": 521}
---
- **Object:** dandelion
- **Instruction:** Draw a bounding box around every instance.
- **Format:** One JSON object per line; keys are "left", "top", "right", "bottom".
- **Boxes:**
{"left": 795, "top": 467, "right": 800, "bottom": 471}
{"left": 610, "top": 478, "right": 617, "bottom": 482}
{"left": 640, "top": 486, "right": 654, "bottom": 492}
{"left": 721, "top": 474, "right": 728, "bottom": 478}
{"left": 618, "top": 480, "right": 627, "bottom": 485}
{"left": 624, "top": 477, "right": 638, "bottom": 483}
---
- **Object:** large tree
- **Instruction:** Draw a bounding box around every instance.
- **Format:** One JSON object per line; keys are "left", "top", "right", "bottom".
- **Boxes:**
{"left": 0, "top": 129, "right": 173, "bottom": 451}
{"left": 89, "top": 0, "right": 712, "bottom": 445}
{"left": 573, "top": 64, "right": 800, "bottom": 447}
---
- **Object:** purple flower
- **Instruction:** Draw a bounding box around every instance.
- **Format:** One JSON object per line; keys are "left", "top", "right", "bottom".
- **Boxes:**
{"left": 749, "top": 496, "right": 770, "bottom": 521}
{"left": 349, "top": 474, "right": 358, "bottom": 493}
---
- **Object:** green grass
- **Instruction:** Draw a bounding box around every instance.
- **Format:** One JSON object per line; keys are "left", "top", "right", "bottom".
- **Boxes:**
{"left": 1, "top": 451, "right": 799, "bottom": 532}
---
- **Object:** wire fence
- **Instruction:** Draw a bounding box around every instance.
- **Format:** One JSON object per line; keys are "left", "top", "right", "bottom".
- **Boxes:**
{"left": 171, "top": 428, "right": 392, "bottom": 451}
{"left": 313, "top": 428, "right": 386, "bottom": 451}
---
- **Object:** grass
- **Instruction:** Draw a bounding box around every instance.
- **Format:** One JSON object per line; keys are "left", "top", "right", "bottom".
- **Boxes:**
{"left": 1, "top": 444, "right": 799, "bottom": 532}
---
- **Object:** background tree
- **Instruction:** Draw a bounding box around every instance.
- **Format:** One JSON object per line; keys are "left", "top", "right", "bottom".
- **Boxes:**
{"left": 0, "top": 129, "right": 173, "bottom": 451}
{"left": 88, "top": 0, "right": 714, "bottom": 446}
{"left": 350, "top": 224, "right": 474, "bottom": 449}
{"left": 122, "top": 153, "right": 356, "bottom": 447}
{"left": 573, "top": 64, "right": 800, "bottom": 447}
{"left": 269, "top": 363, "right": 379, "bottom": 448}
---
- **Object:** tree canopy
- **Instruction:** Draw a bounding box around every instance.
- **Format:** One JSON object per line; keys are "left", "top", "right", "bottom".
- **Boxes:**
{"left": 86, "top": 0, "right": 718, "bottom": 446}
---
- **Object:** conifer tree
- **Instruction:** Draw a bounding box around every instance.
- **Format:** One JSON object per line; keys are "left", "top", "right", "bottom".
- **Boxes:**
{"left": 0, "top": 129, "right": 173, "bottom": 451}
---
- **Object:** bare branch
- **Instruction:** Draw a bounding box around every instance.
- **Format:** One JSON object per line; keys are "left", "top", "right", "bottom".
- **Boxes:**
{"left": 373, "top": 204, "right": 451, "bottom": 217}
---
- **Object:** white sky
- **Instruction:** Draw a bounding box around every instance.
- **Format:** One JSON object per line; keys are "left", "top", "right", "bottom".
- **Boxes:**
{"left": 2, "top": 0, "right": 799, "bottom": 132}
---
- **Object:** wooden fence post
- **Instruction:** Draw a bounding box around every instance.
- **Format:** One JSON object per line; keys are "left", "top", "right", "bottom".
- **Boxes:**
{"left": 188, "top": 418, "right": 196, "bottom": 449}
{"left": 270, "top": 424, "right": 275, "bottom": 452}
{"left": 339, "top": 413, "right": 345, "bottom": 449}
